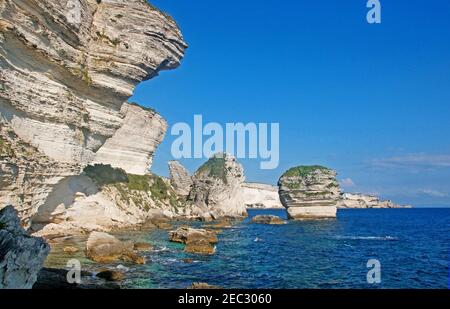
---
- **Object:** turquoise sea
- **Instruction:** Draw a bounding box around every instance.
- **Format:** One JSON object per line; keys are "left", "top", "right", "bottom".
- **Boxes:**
{"left": 46, "top": 208, "right": 450, "bottom": 289}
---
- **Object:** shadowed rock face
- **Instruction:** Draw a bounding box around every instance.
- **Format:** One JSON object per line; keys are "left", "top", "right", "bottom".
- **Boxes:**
{"left": 168, "top": 160, "right": 193, "bottom": 197}
{"left": 0, "top": 0, "right": 187, "bottom": 224}
{"left": 0, "top": 206, "right": 50, "bottom": 289}
{"left": 278, "top": 166, "right": 341, "bottom": 219}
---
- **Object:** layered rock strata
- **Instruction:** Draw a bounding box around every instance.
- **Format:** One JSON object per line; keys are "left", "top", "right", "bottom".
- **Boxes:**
{"left": 0, "top": 0, "right": 187, "bottom": 227}
{"left": 188, "top": 153, "right": 247, "bottom": 218}
{"left": 243, "top": 183, "right": 283, "bottom": 209}
{"left": 278, "top": 166, "right": 341, "bottom": 219}
{"left": 338, "top": 193, "right": 411, "bottom": 209}
{"left": 168, "top": 160, "right": 193, "bottom": 197}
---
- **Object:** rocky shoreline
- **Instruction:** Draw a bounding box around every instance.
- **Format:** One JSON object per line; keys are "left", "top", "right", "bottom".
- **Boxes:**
{"left": 0, "top": 0, "right": 413, "bottom": 289}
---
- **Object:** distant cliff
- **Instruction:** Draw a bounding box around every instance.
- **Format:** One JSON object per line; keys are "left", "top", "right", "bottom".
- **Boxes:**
{"left": 338, "top": 193, "right": 411, "bottom": 209}
{"left": 0, "top": 0, "right": 187, "bottom": 229}
{"left": 243, "top": 183, "right": 283, "bottom": 209}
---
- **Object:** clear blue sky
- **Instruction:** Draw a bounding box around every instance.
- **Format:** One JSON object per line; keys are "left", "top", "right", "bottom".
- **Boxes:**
{"left": 131, "top": 0, "right": 450, "bottom": 207}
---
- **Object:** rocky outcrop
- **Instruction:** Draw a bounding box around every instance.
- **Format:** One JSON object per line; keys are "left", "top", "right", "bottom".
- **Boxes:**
{"left": 169, "top": 226, "right": 218, "bottom": 256}
{"left": 243, "top": 183, "right": 283, "bottom": 209}
{"left": 168, "top": 160, "right": 193, "bottom": 197}
{"left": 0, "top": 206, "right": 50, "bottom": 289}
{"left": 188, "top": 153, "right": 247, "bottom": 218}
{"left": 0, "top": 0, "right": 186, "bottom": 226}
{"left": 278, "top": 166, "right": 341, "bottom": 219}
{"left": 169, "top": 226, "right": 218, "bottom": 245}
{"left": 30, "top": 172, "right": 179, "bottom": 238}
{"left": 338, "top": 193, "right": 411, "bottom": 209}
{"left": 85, "top": 231, "right": 145, "bottom": 264}
{"left": 251, "top": 215, "right": 285, "bottom": 225}
{"left": 92, "top": 103, "right": 167, "bottom": 175}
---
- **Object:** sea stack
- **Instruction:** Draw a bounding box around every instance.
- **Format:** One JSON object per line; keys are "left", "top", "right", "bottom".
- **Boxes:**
{"left": 278, "top": 166, "right": 341, "bottom": 219}
{"left": 189, "top": 153, "right": 247, "bottom": 218}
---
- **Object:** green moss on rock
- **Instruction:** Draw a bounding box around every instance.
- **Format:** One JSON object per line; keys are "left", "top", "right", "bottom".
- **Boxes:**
{"left": 197, "top": 156, "right": 228, "bottom": 184}
{"left": 84, "top": 164, "right": 128, "bottom": 186}
{"left": 282, "top": 165, "right": 331, "bottom": 178}
{"left": 0, "top": 137, "right": 14, "bottom": 157}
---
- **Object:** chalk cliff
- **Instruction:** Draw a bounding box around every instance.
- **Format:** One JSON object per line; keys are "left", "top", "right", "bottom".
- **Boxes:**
{"left": 0, "top": 0, "right": 187, "bottom": 227}
{"left": 338, "top": 193, "right": 411, "bottom": 209}
{"left": 188, "top": 154, "right": 247, "bottom": 218}
{"left": 278, "top": 166, "right": 341, "bottom": 219}
{"left": 243, "top": 183, "right": 283, "bottom": 209}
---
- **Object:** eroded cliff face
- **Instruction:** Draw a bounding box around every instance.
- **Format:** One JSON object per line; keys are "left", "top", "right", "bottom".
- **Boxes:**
{"left": 243, "top": 183, "right": 283, "bottom": 209}
{"left": 278, "top": 166, "right": 341, "bottom": 219}
{"left": 0, "top": 0, "right": 187, "bottom": 226}
{"left": 338, "top": 193, "right": 410, "bottom": 209}
{"left": 188, "top": 154, "right": 247, "bottom": 218}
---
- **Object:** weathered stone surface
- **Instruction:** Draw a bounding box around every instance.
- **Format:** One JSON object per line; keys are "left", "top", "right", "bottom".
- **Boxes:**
{"left": 278, "top": 166, "right": 341, "bottom": 219}
{"left": 0, "top": 206, "right": 50, "bottom": 289}
{"left": 93, "top": 103, "right": 167, "bottom": 175}
{"left": 188, "top": 282, "right": 221, "bottom": 289}
{"left": 169, "top": 226, "right": 218, "bottom": 256}
{"left": 184, "top": 239, "right": 216, "bottom": 255}
{"left": 85, "top": 231, "right": 146, "bottom": 264}
{"left": 189, "top": 153, "right": 247, "bottom": 218}
{"left": 63, "top": 246, "right": 79, "bottom": 254}
{"left": 168, "top": 160, "right": 193, "bottom": 197}
{"left": 169, "top": 226, "right": 218, "bottom": 245}
{"left": 243, "top": 183, "right": 283, "bottom": 209}
{"left": 251, "top": 215, "right": 285, "bottom": 225}
{"left": 133, "top": 242, "right": 153, "bottom": 252}
{"left": 0, "top": 0, "right": 186, "bottom": 227}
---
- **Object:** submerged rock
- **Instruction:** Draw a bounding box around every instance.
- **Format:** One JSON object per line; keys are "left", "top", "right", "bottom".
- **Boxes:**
{"left": 251, "top": 215, "right": 285, "bottom": 225}
{"left": 188, "top": 282, "right": 221, "bottom": 289}
{"left": 169, "top": 227, "right": 218, "bottom": 256}
{"left": 133, "top": 242, "right": 153, "bottom": 252}
{"left": 85, "top": 231, "right": 145, "bottom": 264}
{"left": 34, "top": 268, "right": 119, "bottom": 289}
{"left": 278, "top": 166, "right": 341, "bottom": 219}
{"left": 184, "top": 239, "right": 216, "bottom": 255}
{"left": 96, "top": 270, "right": 126, "bottom": 282}
{"left": 63, "top": 246, "right": 79, "bottom": 254}
{"left": 169, "top": 227, "right": 218, "bottom": 245}
{"left": 0, "top": 206, "right": 50, "bottom": 289}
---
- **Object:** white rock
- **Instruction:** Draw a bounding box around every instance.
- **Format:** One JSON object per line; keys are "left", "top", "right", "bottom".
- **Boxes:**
{"left": 243, "top": 183, "right": 283, "bottom": 209}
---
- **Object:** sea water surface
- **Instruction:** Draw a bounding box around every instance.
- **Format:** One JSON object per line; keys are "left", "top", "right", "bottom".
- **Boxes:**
{"left": 47, "top": 208, "right": 450, "bottom": 289}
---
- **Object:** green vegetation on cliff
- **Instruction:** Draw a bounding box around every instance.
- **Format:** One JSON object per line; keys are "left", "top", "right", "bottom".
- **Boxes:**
{"left": 282, "top": 165, "right": 331, "bottom": 178}
{"left": 197, "top": 156, "right": 228, "bottom": 184}
{"left": 83, "top": 164, "right": 128, "bottom": 186}
{"left": 0, "top": 137, "right": 14, "bottom": 157}
{"left": 84, "top": 165, "right": 182, "bottom": 210}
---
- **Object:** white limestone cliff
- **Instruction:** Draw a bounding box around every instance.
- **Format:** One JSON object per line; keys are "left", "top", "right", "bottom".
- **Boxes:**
{"left": 278, "top": 166, "right": 341, "bottom": 219}
{"left": 0, "top": 0, "right": 187, "bottom": 227}
{"left": 338, "top": 193, "right": 411, "bottom": 209}
{"left": 188, "top": 154, "right": 247, "bottom": 218}
{"left": 243, "top": 183, "right": 283, "bottom": 209}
